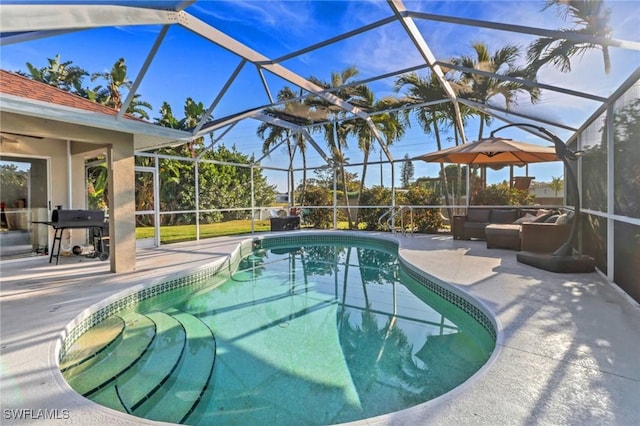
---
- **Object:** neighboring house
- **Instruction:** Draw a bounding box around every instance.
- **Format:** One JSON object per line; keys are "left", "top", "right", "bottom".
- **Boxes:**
{"left": 275, "top": 193, "right": 289, "bottom": 204}
{"left": 0, "top": 70, "right": 191, "bottom": 272}
{"left": 529, "top": 182, "right": 563, "bottom": 205}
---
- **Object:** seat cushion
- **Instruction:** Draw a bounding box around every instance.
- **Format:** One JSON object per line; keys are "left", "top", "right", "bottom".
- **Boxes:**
{"left": 491, "top": 209, "right": 518, "bottom": 224}
{"left": 467, "top": 208, "right": 491, "bottom": 222}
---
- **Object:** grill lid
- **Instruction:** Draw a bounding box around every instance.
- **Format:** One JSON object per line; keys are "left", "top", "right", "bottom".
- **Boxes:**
{"left": 51, "top": 209, "right": 105, "bottom": 228}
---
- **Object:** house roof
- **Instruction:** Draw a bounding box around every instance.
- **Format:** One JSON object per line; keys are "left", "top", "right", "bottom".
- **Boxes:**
{"left": 0, "top": 69, "right": 192, "bottom": 150}
{"left": 0, "top": 70, "right": 139, "bottom": 119}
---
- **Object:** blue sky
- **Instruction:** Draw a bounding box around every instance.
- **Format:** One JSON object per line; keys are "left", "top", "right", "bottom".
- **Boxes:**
{"left": 2, "top": 0, "right": 639, "bottom": 191}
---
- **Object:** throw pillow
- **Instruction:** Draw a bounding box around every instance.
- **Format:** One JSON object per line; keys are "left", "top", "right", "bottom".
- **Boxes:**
{"left": 556, "top": 213, "right": 569, "bottom": 225}
{"left": 514, "top": 213, "right": 536, "bottom": 224}
{"left": 532, "top": 211, "right": 555, "bottom": 223}
{"left": 544, "top": 214, "right": 560, "bottom": 223}
{"left": 536, "top": 208, "right": 551, "bottom": 217}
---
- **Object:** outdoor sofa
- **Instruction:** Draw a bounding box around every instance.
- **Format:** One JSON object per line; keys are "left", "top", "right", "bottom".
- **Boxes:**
{"left": 454, "top": 207, "right": 573, "bottom": 252}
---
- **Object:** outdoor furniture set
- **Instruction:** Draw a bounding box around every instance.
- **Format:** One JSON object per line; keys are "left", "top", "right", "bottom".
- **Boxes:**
{"left": 453, "top": 207, "right": 573, "bottom": 253}
{"left": 269, "top": 209, "right": 301, "bottom": 231}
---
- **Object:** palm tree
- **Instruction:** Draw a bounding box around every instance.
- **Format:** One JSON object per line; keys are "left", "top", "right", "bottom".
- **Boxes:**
{"left": 550, "top": 176, "right": 564, "bottom": 198}
{"left": 318, "top": 119, "right": 354, "bottom": 227}
{"left": 91, "top": 58, "right": 152, "bottom": 120}
{"left": 176, "top": 97, "right": 208, "bottom": 158}
{"left": 450, "top": 42, "right": 541, "bottom": 204}
{"left": 23, "top": 54, "right": 88, "bottom": 94}
{"left": 526, "top": 0, "right": 612, "bottom": 75}
{"left": 350, "top": 93, "right": 407, "bottom": 224}
{"left": 395, "top": 71, "right": 460, "bottom": 218}
{"left": 155, "top": 101, "right": 181, "bottom": 129}
{"left": 91, "top": 58, "right": 130, "bottom": 109}
{"left": 451, "top": 42, "right": 541, "bottom": 140}
{"left": 126, "top": 93, "right": 153, "bottom": 121}
{"left": 307, "top": 66, "right": 364, "bottom": 229}
{"left": 257, "top": 86, "right": 310, "bottom": 206}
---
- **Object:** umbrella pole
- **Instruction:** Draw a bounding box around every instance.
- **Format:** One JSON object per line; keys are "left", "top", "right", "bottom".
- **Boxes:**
{"left": 466, "top": 165, "right": 470, "bottom": 211}
{"left": 509, "top": 165, "right": 514, "bottom": 189}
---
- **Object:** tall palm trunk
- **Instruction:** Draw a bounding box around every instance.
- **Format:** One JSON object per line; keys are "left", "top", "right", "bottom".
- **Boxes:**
{"left": 300, "top": 148, "right": 308, "bottom": 206}
{"left": 339, "top": 159, "right": 354, "bottom": 229}
{"left": 287, "top": 138, "right": 295, "bottom": 206}
{"left": 433, "top": 114, "right": 453, "bottom": 221}
{"left": 330, "top": 123, "right": 354, "bottom": 229}
{"left": 356, "top": 148, "right": 370, "bottom": 226}
{"left": 478, "top": 113, "right": 485, "bottom": 140}
{"left": 297, "top": 132, "right": 308, "bottom": 206}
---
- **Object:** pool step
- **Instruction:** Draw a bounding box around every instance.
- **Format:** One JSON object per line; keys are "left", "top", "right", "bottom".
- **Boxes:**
{"left": 59, "top": 316, "right": 124, "bottom": 372}
{"left": 133, "top": 309, "right": 216, "bottom": 424}
{"left": 90, "top": 385, "right": 127, "bottom": 413}
{"left": 112, "top": 311, "right": 187, "bottom": 411}
{"left": 63, "top": 312, "right": 156, "bottom": 396}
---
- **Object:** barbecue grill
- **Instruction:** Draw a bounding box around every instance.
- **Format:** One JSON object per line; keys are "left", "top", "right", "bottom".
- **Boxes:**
{"left": 43, "top": 209, "right": 109, "bottom": 264}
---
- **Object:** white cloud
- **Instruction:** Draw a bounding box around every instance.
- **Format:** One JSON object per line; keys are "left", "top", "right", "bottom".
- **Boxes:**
{"left": 193, "top": 0, "right": 314, "bottom": 36}
{"left": 342, "top": 24, "right": 424, "bottom": 76}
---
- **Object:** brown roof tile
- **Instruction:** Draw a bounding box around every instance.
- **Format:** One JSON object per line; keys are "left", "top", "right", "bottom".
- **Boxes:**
{"left": 0, "top": 70, "right": 141, "bottom": 120}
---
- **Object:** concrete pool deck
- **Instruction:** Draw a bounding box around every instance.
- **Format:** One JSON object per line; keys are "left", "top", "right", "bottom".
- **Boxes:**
{"left": 1, "top": 232, "right": 639, "bottom": 425}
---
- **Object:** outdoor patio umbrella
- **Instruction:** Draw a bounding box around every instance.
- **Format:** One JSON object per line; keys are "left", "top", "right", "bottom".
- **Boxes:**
{"left": 414, "top": 136, "right": 559, "bottom": 167}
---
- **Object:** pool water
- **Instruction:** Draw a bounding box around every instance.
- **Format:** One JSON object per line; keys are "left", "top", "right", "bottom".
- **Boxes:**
{"left": 60, "top": 241, "right": 495, "bottom": 425}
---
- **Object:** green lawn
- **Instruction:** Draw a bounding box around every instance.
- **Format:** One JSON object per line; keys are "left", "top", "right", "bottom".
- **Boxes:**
{"left": 136, "top": 219, "right": 357, "bottom": 245}
{"left": 136, "top": 220, "right": 272, "bottom": 244}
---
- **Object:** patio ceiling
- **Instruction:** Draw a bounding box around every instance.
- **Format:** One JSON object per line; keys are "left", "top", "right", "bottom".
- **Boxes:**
{"left": 1, "top": 0, "right": 639, "bottom": 160}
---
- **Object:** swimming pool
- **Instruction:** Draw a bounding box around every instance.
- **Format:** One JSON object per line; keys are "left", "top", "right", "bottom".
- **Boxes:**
{"left": 58, "top": 233, "right": 497, "bottom": 425}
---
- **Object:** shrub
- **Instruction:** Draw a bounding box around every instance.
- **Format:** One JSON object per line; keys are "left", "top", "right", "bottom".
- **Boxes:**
{"left": 358, "top": 186, "right": 393, "bottom": 230}
{"left": 471, "top": 183, "right": 534, "bottom": 206}
{"left": 302, "top": 186, "right": 333, "bottom": 228}
{"left": 403, "top": 186, "right": 444, "bottom": 233}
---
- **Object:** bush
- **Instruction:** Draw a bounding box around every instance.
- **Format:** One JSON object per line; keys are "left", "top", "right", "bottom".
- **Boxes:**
{"left": 302, "top": 186, "right": 333, "bottom": 228}
{"left": 471, "top": 183, "right": 534, "bottom": 206}
{"left": 358, "top": 186, "right": 393, "bottom": 230}
{"left": 402, "top": 186, "right": 444, "bottom": 233}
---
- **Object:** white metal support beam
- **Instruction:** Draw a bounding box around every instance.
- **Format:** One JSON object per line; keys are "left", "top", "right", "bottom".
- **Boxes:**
{"left": 312, "top": 99, "right": 450, "bottom": 127}
{"left": 195, "top": 108, "right": 265, "bottom": 135}
{"left": 175, "top": 1, "right": 197, "bottom": 11}
{"left": 408, "top": 11, "right": 640, "bottom": 51}
{"left": 255, "top": 139, "right": 287, "bottom": 164}
{"left": 0, "top": 29, "right": 83, "bottom": 46}
{"left": 118, "top": 25, "right": 170, "bottom": 119}
{"left": 177, "top": 11, "right": 375, "bottom": 124}
{"left": 269, "top": 16, "right": 398, "bottom": 64}
{"left": 469, "top": 110, "right": 560, "bottom": 144}
{"left": 438, "top": 61, "right": 609, "bottom": 103}
{"left": 196, "top": 122, "right": 238, "bottom": 160}
{"left": 301, "top": 129, "right": 331, "bottom": 165}
{"left": 257, "top": 66, "right": 275, "bottom": 104}
{"left": 0, "top": 4, "right": 178, "bottom": 34}
{"left": 458, "top": 98, "right": 578, "bottom": 133}
{"left": 193, "top": 59, "right": 247, "bottom": 134}
{"left": 252, "top": 113, "right": 331, "bottom": 163}
{"left": 365, "top": 118, "right": 394, "bottom": 162}
{"left": 387, "top": 0, "right": 468, "bottom": 144}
